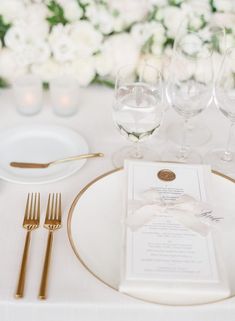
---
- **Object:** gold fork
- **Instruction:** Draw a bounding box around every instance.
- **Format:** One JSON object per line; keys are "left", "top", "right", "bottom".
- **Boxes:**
{"left": 15, "top": 193, "right": 40, "bottom": 298}
{"left": 38, "top": 193, "right": 62, "bottom": 300}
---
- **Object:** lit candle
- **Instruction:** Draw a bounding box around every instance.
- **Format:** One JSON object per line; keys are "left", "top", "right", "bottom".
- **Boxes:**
{"left": 13, "top": 75, "right": 43, "bottom": 115}
{"left": 50, "top": 76, "right": 79, "bottom": 116}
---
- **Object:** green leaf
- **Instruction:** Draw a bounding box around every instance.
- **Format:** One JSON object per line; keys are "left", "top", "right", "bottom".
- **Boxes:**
{"left": 164, "top": 38, "right": 174, "bottom": 48}
{"left": 46, "top": 0, "right": 68, "bottom": 27}
{"left": 0, "top": 77, "right": 9, "bottom": 88}
{"left": 0, "top": 15, "right": 11, "bottom": 45}
{"left": 92, "top": 76, "right": 115, "bottom": 88}
{"left": 142, "top": 35, "right": 154, "bottom": 54}
{"left": 209, "top": 0, "right": 217, "bottom": 12}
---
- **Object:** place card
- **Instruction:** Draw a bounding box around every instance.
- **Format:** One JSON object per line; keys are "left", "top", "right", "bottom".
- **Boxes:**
{"left": 119, "top": 160, "right": 230, "bottom": 304}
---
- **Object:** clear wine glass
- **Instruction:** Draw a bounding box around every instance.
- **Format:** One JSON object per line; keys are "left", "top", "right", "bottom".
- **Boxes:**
{"left": 204, "top": 47, "right": 235, "bottom": 174}
{"left": 112, "top": 64, "right": 164, "bottom": 168}
{"left": 166, "top": 18, "right": 225, "bottom": 147}
{"left": 163, "top": 38, "right": 214, "bottom": 163}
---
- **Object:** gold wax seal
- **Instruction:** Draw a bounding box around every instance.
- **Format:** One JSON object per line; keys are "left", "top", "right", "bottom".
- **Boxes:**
{"left": 157, "top": 169, "right": 176, "bottom": 181}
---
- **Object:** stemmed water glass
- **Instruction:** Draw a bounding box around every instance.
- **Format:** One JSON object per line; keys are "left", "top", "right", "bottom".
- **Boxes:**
{"left": 205, "top": 47, "right": 235, "bottom": 174}
{"left": 167, "top": 18, "right": 225, "bottom": 147}
{"left": 163, "top": 39, "right": 214, "bottom": 163}
{"left": 112, "top": 64, "right": 164, "bottom": 168}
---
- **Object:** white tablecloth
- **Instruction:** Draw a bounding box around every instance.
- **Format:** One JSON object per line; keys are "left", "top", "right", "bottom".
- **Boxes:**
{"left": 0, "top": 86, "right": 235, "bottom": 321}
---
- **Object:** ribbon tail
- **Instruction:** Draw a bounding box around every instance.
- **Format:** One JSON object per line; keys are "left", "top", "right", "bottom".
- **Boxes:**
{"left": 126, "top": 205, "right": 159, "bottom": 231}
{"left": 174, "top": 212, "right": 210, "bottom": 237}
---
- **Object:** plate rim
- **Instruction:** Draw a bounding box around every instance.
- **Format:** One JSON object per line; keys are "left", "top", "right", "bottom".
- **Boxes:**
{"left": 67, "top": 167, "right": 235, "bottom": 307}
{"left": 0, "top": 123, "right": 89, "bottom": 184}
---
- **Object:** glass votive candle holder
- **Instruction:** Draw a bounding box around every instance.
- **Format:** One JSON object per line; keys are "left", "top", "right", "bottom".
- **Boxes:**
{"left": 50, "top": 77, "right": 79, "bottom": 116}
{"left": 13, "top": 74, "right": 43, "bottom": 116}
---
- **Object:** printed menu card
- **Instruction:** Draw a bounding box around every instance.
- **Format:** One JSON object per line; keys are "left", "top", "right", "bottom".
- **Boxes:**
{"left": 119, "top": 161, "right": 230, "bottom": 304}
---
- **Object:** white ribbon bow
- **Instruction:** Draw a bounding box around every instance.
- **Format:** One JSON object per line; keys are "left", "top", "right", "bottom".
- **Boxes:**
{"left": 126, "top": 189, "right": 213, "bottom": 236}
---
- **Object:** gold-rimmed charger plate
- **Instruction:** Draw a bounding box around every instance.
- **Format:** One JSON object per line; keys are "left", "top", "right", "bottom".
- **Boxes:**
{"left": 67, "top": 168, "right": 235, "bottom": 306}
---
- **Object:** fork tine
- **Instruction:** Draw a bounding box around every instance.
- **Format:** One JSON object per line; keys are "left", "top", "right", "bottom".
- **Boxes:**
{"left": 29, "top": 193, "right": 34, "bottom": 219}
{"left": 37, "top": 193, "right": 40, "bottom": 221}
{"left": 51, "top": 194, "right": 55, "bottom": 220}
{"left": 58, "top": 193, "right": 62, "bottom": 222}
{"left": 45, "top": 194, "right": 51, "bottom": 221}
{"left": 33, "top": 193, "right": 37, "bottom": 219}
{"left": 24, "top": 194, "right": 30, "bottom": 220}
{"left": 55, "top": 194, "right": 58, "bottom": 220}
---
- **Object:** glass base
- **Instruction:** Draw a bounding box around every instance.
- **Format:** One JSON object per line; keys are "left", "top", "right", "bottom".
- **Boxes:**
{"left": 204, "top": 150, "right": 235, "bottom": 176}
{"left": 162, "top": 147, "right": 202, "bottom": 164}
{"left": 167, "top": 120, "right": 212, "bottom": 147}
{"left": 112, "top": 145, "right": 160, "bottom": 168}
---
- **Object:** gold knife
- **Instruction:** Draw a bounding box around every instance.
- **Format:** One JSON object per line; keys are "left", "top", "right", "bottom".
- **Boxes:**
{"left": 10, "top": 153, "right": 104, "bottom": 169}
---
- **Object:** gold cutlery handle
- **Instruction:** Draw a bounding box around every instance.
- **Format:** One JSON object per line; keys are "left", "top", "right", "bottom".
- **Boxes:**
{"left": 15, "top": 231, "right": 31, "bottom": 298}
{"left": 52, "top": 153, "right": 104, "bottom": 166}
{"left": 39, "top": 231, "right": 53, "bottom": 300}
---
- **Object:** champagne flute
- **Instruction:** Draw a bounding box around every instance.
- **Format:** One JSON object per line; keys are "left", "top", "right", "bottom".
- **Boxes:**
{"left": 112, "top": 64, "right": 164, "bottom": 168}
{"left": 205, "top": 47, "right": 235, "bottom": 174}
{"left": 163, "top": 39, "right": 214, "bottom": 163}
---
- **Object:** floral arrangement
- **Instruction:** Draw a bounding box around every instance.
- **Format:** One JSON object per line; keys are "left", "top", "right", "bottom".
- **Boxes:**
{"left": 0, "top": 0, "right": 234, "bottom": 88}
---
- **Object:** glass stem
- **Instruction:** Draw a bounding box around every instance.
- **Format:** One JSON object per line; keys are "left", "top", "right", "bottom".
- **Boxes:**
{"left": 133, "top": 141, "right": 142, "bottom": 159}
{"left": 178, "top": 118, "right": 190, "bottom": 161}
{"left": 222, "top": 122, "right": 234, "bottom": 162}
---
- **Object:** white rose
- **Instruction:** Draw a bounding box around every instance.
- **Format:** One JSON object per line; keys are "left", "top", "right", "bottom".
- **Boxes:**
{"left": 31, "top": 59, "right": 61, "bottom": 83}
{"left": 182, "top": 1, "right": 211, "bottom": 22}
{"left": 4, "top": 25, "right": 27, "bottom": 51}
{"left": 33, "top": 41, "right": 51, "bottom": 64}
{"left": 57, "top": 0, "right": 83, "bottom": 22}
{"left": 214, "top": 0, "right": 234, "bottom": 12}
{"left": 70, "top": 57, "right": 95, "bottom": 86}
{"left": 52, "top": 35, "right": 76, "bottom": 62}
{"left": 0, "top": 48, "right": 27, "bottom": 82}
{"left": 94, "top": 52, "right": 113, "bottom": 77}
{"left": 162, "top": 6, "right": 185, "bottom": 38}
{"left": 70, "top": 21, "right": 103, "bottom": 57}
{"left": 131, "top": 23, "right": 149, "bottom": 46}
{"left": 102, "top": 33, "right": 140, "bottom": 77}
{"left": 86, "top": 4, "right": 114, "bottom": 35}
{"left": 0, "top": 0, "right": 25, "bottom": 23}
{"left": 25, "top": 3, "right": 49, "bottom": 23}
{"left": 179, "top": 34, "right": 203, "bottom": 56}
{"left": 14, "top": 19, "right": 49, "bottom": 42}
{"left": 49, "top": 24, "right": 76, "bottom": 62}
{"left": 108, "top": 0, "right": 149, "bottom": 26}
{"left": 189, "top": 16, "right": 203, "bottom": 31}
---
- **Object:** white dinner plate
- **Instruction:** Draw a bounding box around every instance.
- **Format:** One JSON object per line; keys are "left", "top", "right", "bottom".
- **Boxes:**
{"left": 68, "top": 168, "right": 235, "bottom": 306}
{"left": 0, "top": 124, "right": 89, "bottom": 184}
